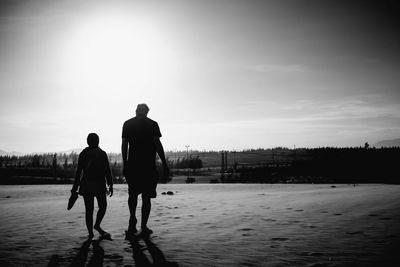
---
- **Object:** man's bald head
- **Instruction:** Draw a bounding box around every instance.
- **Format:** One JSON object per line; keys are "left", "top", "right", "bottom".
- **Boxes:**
{"left": 136, "top": 103, "right": 149, "bottom": 117}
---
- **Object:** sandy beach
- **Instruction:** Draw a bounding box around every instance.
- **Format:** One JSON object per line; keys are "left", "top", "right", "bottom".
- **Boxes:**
{"left": 0, "top": 184, "right": 399, "bottom": 266}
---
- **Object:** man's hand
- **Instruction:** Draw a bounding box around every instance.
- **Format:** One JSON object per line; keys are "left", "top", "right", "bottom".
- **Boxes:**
{"left": 108, "top": 186, "right": 113, "bottom": 197}
{"left": 122, "top": 162, "right": 128, "bottom": 177}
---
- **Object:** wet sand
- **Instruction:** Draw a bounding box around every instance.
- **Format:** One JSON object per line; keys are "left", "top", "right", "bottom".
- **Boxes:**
{"left": 0, "top": 184, "right": 399, "bottom": 266}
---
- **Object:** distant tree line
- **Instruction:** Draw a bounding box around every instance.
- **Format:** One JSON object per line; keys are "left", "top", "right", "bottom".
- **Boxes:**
{"left": 0, "top": 152, "right": 205, "bottom": 184}
{"left": 222, "top": 147, "right": 400, "bottom": 184}
{"left": 1, "top": 147, "right": 399, "bottom": 184}
{"left": 174, "top": 156, "right": 203, "bottom": 170}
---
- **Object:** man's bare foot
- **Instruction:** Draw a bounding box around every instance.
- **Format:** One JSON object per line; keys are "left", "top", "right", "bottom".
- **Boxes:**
{"left": 141, "top": 226, "right": 153, "bottom": 235}
{"left": 88, "top": 232, "right": 94, "bottom": 239}
{"left": 128, "top": 226, "right": 137, "bottom": 234}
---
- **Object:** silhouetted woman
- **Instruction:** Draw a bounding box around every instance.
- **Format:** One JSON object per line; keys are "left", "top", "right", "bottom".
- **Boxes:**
{"left": 71, "top": 133, "right": 114, "bottom": 239}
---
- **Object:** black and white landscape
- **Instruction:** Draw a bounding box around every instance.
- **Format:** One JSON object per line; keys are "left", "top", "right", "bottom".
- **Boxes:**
{"left": 1, "top": 1, "right": 400, "bottom": 266}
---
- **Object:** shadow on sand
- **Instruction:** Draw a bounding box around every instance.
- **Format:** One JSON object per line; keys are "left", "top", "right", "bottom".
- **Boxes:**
{"left": 48, "top": 234, "right": 177, "bottom": 267}
{"left": 47, "top": 236, "right": 109, "bottom": 267}
{"left": 127, "top": 234, "right": 179, "bottom": 267}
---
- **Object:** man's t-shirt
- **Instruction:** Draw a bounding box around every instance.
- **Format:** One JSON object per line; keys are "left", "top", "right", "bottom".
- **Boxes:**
{"left": 122, "top": 116, "right": 162, "bottom": 172}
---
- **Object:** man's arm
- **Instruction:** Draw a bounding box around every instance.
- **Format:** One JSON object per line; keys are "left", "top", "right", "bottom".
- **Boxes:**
{"left": 121, "top": 137, "right": 128, "bottom": 175}
{"left": 155, "top": 138, "right": 168, "bottom": 168}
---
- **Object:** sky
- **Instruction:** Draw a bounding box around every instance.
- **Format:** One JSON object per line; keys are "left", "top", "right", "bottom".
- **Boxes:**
{"left": 1, "top": 0, "right": 400, "bottom": 153}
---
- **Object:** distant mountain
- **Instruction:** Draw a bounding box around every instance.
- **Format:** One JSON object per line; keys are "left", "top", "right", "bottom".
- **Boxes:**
{"left": 0, "top": 149, "right": 23, "bottom": 156}
{"left": 373, "top": 138, "right": 400, "bottom": 148}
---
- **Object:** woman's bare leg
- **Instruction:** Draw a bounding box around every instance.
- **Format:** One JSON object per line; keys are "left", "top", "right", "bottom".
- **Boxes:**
{"left": 83, "top": 195, "right": 94, "bottom": 238}
{"left": 94, "top": 194, "right": 107, "bottom": 235}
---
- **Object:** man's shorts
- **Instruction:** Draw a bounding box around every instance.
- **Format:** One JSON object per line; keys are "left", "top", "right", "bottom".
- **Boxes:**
{"left": 128, "top": 179, "right": 157, "bottom": 198}
{"left": 126, "top": 168, "right": 158, "bottom": 198}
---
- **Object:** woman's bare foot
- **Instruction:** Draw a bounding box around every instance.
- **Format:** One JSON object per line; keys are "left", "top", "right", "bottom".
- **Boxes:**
{"left": 94, "top": 225, "right": 108, "bottom": 236}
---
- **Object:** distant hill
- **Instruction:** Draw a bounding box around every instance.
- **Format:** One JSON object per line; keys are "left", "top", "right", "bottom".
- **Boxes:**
{"left": 373, "top": 138, "right": 400, "bottom": 148}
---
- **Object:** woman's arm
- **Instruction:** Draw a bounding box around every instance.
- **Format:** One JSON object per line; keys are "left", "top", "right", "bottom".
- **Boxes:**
{"left": 104, "top": 152, "right": 114, "bottom": 197}
{"left": 71, "top": 153, "right": 84, "bottom": 193}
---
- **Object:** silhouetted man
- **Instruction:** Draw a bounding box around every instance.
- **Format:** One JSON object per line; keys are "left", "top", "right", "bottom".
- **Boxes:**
{"left": 122, "top": 103, "right": 169, "bottom": 236}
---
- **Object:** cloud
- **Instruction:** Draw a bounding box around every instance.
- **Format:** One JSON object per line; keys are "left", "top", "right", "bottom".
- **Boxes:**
{"left": 280, "top": 97, "right": 400, "bottom": 121}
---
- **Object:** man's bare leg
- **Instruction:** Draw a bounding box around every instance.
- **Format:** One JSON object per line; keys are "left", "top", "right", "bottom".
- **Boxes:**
{"left": 141, "top": 195, "right": 152, "bottom": 233}
{"left": 128, "top": 192, "right": 138, "bottom": 233}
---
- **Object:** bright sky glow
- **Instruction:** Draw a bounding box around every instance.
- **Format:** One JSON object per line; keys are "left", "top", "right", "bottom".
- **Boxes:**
{"left": 0, "top": 0, "right": 400, "bottom": 153}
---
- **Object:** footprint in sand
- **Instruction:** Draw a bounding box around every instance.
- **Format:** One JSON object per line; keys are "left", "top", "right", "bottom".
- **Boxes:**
{"left": 380, "top": 217, "right": 392, "bottom": 220}
{"left": 334, "top": 213, "right": 342, "bottom": 216}
{"left": 302, "top": 225, "right": 317, "bottom": 229}
{"left": 271, "top": 237, "right": 289, "bottom": 241}
{"left": 286, "top": 208, "right": 293, "bottom": 210}
{"left": 346, "top": 231, "right": 363, "bottom": 235}
{"left": 299, "top": 252, "right": 324, "bottom": 257}
{"left": 295, "top": 209, "right": 304, "bottom": 212}
{"left": 263, "top": 218, "right": 276, "bottom": 222}
{"left": 240, "top": 228, "right": 254, "bottom": 231}
{"left": 368, "top": 214, "right": 379, "bottom": 217}
{"left": 107, "top": 254, "right": 124, "bottom": 262}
